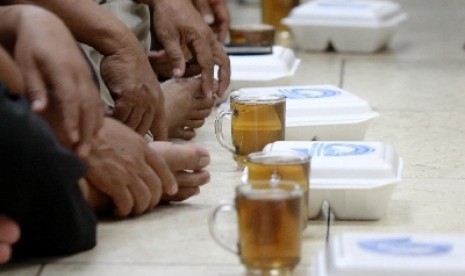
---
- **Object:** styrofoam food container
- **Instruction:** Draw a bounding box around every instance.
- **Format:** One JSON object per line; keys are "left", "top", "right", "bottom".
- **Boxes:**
{"left": 262, "top": 141, "right": 403, "bottom": 220}
{"left": 219, "top": 46, "right": 300, "bottom": 103}
{"left": 313, "top": 232, "right": 465, "bottom": 276}
{"left": 282, "top": 0, "right": 408, "bottom": 53}
{"left": 217, "top": 85, "right": 379, "bottom": 141}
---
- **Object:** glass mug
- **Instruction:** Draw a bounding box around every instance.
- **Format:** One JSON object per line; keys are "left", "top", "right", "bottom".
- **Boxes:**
{"left": 246, "top": 150, "right": 311, "bottom": 229}
{"left": 229, "top": 24, "right": 276, "bottom": 46}
{"left": 209, "top": 181, "right": 302, "bottom": 275}
{"left": 215, "top": 91, "right": 286, "bottom": 167}
{"left": 261, "top": 0, "right": 299, "bottom": 44}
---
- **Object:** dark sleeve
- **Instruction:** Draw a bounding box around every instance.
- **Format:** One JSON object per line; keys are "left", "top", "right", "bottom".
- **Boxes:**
{"left": 0, "top": 82, "right": 97, "bottom": 259}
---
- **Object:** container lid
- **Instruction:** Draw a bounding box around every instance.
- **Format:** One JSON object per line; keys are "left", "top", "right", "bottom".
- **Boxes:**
{"left": 263, "top": 141, "right": 402, "bottom": 189}
{"left": 228, "top": 46, "right": 300, "bottom": 82}
{"left": 318, "top": 232, "right": 465, "bottom": 276}
{"left": 236, "top": 85, "right": 379, "bottom": 126}
{"left": 287, "top": 0, "right": 405, "bottom": 26}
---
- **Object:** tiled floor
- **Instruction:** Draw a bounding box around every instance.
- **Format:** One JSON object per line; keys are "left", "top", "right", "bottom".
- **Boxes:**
{"left": 2, "top": 0, "right": 465, "bottom": 275}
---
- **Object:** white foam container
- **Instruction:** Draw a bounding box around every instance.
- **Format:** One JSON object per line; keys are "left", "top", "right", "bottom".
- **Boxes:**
{"left": 282, "top": 0, "right": 407, "bottom": 53}
{"left": 218, "top": 85, "right": 379, "bottom": 141}
{"left": 313, "top": 232, "right": 465, "bottom": 276}
{"left": 220, "top": 46, "right": 301, "bottom": 102}
{"left": 262, "top": 141, "right": 403, "bottom": 220}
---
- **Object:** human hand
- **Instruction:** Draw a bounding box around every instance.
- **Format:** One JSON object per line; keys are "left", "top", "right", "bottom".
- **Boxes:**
{"left": 6, "top": 6, "right": 104, "bottom": 158}
{"left": 191, "top": 0, "right": 231, "bottom": 43}
{"left": 142, "top": 0, "right": 230, "bottom": 98}
{"left": 100, "top": 44, "right": 168, "bottom": 140}
{"left": 148, "top": 44, "right": 202, "bottom": 79}
{"left": 84, "top": 118, "right": 177, "bottom": 218}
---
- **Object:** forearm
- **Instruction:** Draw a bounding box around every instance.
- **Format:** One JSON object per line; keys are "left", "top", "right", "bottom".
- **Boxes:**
{"left": 0, "top": 0, "right": 142, "bottom": 56}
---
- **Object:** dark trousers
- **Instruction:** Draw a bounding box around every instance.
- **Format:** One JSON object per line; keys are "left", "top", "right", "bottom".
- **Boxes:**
{"left": 0, "top": 82, "right": 97, "bottom": 259}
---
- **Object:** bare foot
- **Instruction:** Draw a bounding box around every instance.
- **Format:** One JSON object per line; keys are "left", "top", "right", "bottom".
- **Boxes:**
{"left": 79, "top": 126, "right": 211, "bottom": 215}
{"left": 149, "top": 141, "right": 211, "bottom": 201}
{"left": 0, "top": 215, "right": 20, "bottom": 265}
{"left": 162, "top": 78, "right": 215, "bottom": 140}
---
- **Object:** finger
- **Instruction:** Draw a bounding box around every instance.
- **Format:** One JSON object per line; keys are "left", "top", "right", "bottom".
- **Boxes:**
{"left": 211, "top": 0, "right": 231, "bottom": 42}
{"left": 190, "top": 37, "right": 215, "bottom": 98}
{"left": 150, "top": 101, "right": 168, "bottom": 141}
{"left": 192, "top": 0, "right": 215, "bottom": 25}
{"left": 157, "top": 30, "right": 186, "bottom": 77}
{"left": 23, "top": 67, "right": 49, "bottom": 113}
{"left": 135, "top": 111, "right": 154, "bottom": 136}
{"left": 125, "top": 105, "right": 145, "bottom": 135}
{"left": 126, "top": 176, "right": 152, "bottom": 215}
{"left": 138, "top": 162, "right": 163, "bottom": 210}
{"left": 0, "top": 46, "right": 24, "bottom": 93}
{"left": 75, "top": 84, "right": 103, "bottom": 158}
{"left": 112, "top": 186, "right": 135, "bottom": 218}
{"left": 51, "top": 83, "right": 84, "bottom": 150}
{"left": 114, "top": 103, "right": 135, "bottom": 129}
{"left": 212, "top": 42, "right": 231, "bottom": 98}
{"left": 145, "top": 147, "right": 178, "bottom": 196}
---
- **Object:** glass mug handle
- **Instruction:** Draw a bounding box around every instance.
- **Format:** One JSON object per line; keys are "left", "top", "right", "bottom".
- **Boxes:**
{"left": 208, "top": 203, "right": 238, "bottom": 254}
{"left": 214, "top": 110, "right": 236, "bottom": 154}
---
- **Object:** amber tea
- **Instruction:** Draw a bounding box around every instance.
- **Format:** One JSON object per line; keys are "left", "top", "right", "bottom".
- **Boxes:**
{"left": 209, "top": 182, "right": 302, "bottom": 275}
{"left": 236, "top": 188, "right": 301, "bottom": 272}
{"left": 246, "top": 151, "right": 311, "bottom": 226}
{"left": 215, "top": 91, "right": 286, "bottom": 167}
{"left": 262, "top": 0, "right": 299, "bottom": 33}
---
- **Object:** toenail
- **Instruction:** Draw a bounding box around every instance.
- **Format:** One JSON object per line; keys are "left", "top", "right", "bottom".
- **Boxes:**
{"left": 198, "top": 156, "right": 209, "bottom": 167}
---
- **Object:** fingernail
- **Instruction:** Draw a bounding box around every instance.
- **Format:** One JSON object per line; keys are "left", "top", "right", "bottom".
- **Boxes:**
{"left": 70, "top": 130, "right": 79, "bottom": 143}
{"left": 173, "top": 68, "right": 182, "bottom": 77}
{"left": 31, "top": 100, "right": 44, "bottom": 111}
{"left": 204, "top": 14, "right": 214, "bottom": 25}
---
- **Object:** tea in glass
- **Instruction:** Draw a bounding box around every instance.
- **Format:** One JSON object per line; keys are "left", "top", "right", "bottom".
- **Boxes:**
{"left": 215, "top": 91, "right": 286, "bottom": 167}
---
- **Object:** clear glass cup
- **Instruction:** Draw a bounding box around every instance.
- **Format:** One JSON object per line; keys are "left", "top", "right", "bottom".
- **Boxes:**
{"left": 209, "top": 180, "right": 302, "bottom": 275}
{"left": 215, "top": 91, "right": 286, "bottom": 168}
{"left": 246, "top": 150, "right": 311, "bottom": 229}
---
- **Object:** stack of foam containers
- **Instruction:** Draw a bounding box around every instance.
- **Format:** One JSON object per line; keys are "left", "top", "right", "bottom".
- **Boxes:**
{"left": 263, "top": 141, "right": 402, "bottom": 220}
{"left": 220, "top": 46, "right": 301, "bottom": 102}
{"left": 282, "top": 0, "right": 408, "bottom": 53}
{"left": 232, "top": 85, "right": 379, "bottom": 141}
{"left": 225, "top": 85, "right": 402, "bottom": 220}
{"left": 313, "top": 232, "right": 465, "bottom": 275}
